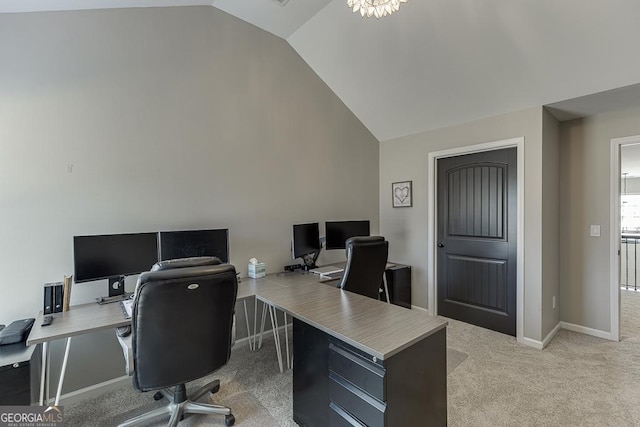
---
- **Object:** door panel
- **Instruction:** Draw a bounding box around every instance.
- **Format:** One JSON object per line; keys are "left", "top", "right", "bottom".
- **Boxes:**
{"left": 445, "top": 255, "right": 507, "bottom": 314}
{"left": 437, "top": 148, "right": 517, "bottom": 336}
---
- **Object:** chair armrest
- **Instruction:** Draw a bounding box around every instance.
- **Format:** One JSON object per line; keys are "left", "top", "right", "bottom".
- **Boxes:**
{"left": 231, "top": 313, "right": 236, "bottom": 348}
{"left": 116, "top": 328, "right": 134, "bottom": 376}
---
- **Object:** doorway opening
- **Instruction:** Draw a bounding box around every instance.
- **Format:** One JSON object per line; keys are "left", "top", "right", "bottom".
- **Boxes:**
{"left": 613, "top": 137, "right": 640, "bottom": 342}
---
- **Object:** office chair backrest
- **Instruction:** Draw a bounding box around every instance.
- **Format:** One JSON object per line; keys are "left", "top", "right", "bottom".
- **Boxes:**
{"left": 131, "top": 257, "right": 237, "bottom": 392}
{"left": 338, "top": 236, "right": 389, "bottom": 300}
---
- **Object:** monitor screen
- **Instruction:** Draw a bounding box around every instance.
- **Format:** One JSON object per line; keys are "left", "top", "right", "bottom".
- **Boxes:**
{"left": 159, "top": 229, "right": 229, "bottom": 263}
{"left": 325, "top": 220, "right": 371, "bottom": 250}
{"left": 73, "top": 232, "right": 159, "bottom": 283}
{"left": 292, "top": 222, "right": 320, "bottom": 259}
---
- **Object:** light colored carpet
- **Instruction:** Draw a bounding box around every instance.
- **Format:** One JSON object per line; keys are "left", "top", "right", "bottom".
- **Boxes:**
{"left": 65, "top": 292, "right": 640, "bottom": 426}
{"left": 65, "top": 335, "right": 468, "bottom": 426}
{"left": 66, "top": 337, "right": 292, "bottom": 427}
{"left": 446, "top": 289, "right": 640, "bottom": 427}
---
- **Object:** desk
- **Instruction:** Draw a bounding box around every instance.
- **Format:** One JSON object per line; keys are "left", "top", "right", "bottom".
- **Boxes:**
{"left": 256, "top": 275, "right": 447, "bottom": 426}
{"left": 314, "top": 262, "right": 412, "bottom": 308}
{"left": 26, "top": 288, "right": 263, "bottom": 406}
{"left": 27, "top": 302, "right": 129, "bottom": 405}
{"left": 27, "top": 274, "right": 447, "bottom": 426}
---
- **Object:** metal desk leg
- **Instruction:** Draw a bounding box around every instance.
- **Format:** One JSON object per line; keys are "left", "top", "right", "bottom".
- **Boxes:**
{"left": 54, "top": 337, "right": 72, "bottom": 406}
{"left": 383, "top": 276, "right": 391, "bottom": 304}
{"left": 39, "top": 342, "right": 48, "bottom": 405}
{"left": 243, "top": 300, "right": 253, "bottom": 350}
{"left": 284, "top": 312, "right": 291, "bottom": 370}
{"left": 268, "top": 305, "right": 283, "bottom": 373}
{"left": 253, "top": 297, "right": 258, "bottom": 351}
{"left": 258, "top": 301, "right": 268, "bottom": 349}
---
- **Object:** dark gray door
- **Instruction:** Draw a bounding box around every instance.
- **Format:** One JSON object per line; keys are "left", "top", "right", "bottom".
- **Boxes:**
{"left": 437, "top": 147, "right": 517, "bottom": 336}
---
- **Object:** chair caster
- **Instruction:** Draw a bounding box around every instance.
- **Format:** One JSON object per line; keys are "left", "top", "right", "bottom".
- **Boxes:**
{"left": 224, "top": 414, "right": 235, "bottom": 426}
{"left": 153, "top": 392, "right": 164, "bottom": 401}
{"left": 210, "top": 384, "right": 220, "bottom": 395}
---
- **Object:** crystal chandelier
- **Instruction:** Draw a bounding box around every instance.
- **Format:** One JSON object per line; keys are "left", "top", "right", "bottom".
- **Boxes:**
{"left": 347, "top": 0, "right": 408, "bottom": 19}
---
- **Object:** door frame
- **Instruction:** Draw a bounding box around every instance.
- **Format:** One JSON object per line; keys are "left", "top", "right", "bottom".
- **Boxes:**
{"left": 427, "top": 137, "right": 525, "bottom": 343}
{"left": 610, "top": 134, "right": 640, "bottom": 342}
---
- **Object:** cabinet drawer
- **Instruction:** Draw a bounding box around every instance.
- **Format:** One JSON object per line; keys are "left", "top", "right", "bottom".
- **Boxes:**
{"left": 329, "top": 343, "right": 386, "bottom": 401}
{"left": 330, "top": 402, "right": 366, "bottom": 427}
{"left": 0, "top": 364, "right": 30, "bottom": 396}
{"left": 0, "top": 391, "right": 30, "bottom": 405}
{"left": 329, "top": 372, "right": 386, "bottom": 427}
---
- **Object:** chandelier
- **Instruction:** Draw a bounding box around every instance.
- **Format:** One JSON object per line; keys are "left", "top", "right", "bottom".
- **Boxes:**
{"left": 347, "top": 0, "right": 408, "bottom": 19}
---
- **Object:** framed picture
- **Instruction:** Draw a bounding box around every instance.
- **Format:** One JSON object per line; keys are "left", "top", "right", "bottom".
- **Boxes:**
{"left": 392, "top": 181, "right": 412, "bottom": 208}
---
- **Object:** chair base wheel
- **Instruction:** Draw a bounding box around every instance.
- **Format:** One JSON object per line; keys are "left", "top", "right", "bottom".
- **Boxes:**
{"left": 224, "top": 414, "right": 235, "bottom": 426}
{"left": 153, "top": 392, "right": 164, "bottom": 401}
{"left": 210, "top": 384, "right": 220, "bottom": 395}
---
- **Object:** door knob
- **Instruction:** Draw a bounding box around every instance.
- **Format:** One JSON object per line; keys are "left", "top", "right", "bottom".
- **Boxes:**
{"left": 437, "top": 243, "right": 444, "bottom": 248}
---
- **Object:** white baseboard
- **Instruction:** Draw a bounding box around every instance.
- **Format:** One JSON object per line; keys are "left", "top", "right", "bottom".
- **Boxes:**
{"left": 542, "top": 322, "right": 562, "bottom": 348}
{"left": 522, "top": 337, "right": 544, "bottom": 350}
{"left": 560, "top": 321, "right": 614, "bottom": 341}
{"left": 521, "top": 322, "right": 561, "bottom": 350}
{"left": 57, "top": 375, "right": 130, "bottom": 406}
{"left": 55, "top": 330, "right": 273, "bottom": 406}
{"left": 522, "top": 321, "right": 590, "bottom": 350}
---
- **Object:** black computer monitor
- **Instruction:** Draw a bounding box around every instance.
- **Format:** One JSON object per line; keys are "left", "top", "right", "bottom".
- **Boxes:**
{"left": 325, "top": 220, "right": 371, "bottom": 250}
{"left": 73, "top": 232, "right": 159, "bottom": 299}
{"left": 292, "top": 223, "right": 321, "bottom": 269}
{"left": 159, "top": 229, "right": 229, "bottom": 263}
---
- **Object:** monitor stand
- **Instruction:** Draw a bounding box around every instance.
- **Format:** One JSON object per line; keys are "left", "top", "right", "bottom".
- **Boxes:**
{"left": 301, "top": 250, "right": 321, "bottom": 271}
{"left": 96, "top": 276, "right": 131, "bottom": 305}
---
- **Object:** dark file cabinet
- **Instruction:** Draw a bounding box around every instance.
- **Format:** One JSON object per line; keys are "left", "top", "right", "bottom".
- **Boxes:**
{"left": 384, "top": 264, "right": 411, "bottom": 309}
{"left": 0, "top": 343, "right": 40, "bottom": 405}
{"left": 293, "top": 319, "right": 447, "bottom": 427}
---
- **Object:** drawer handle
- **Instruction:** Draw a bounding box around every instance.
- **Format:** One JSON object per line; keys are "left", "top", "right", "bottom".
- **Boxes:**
{"left": 330, "top": 372, "right": 386, "bottom": 412}
{"left": 330, "top": 402, "right": 366, "bottom": 427}
{"left": 329, "top": 344, "right": 385, "bottom": 377}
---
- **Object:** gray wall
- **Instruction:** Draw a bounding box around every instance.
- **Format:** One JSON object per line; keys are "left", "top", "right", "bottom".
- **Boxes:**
{"left": 379, "top": 106, "right": 549, "bottom": 342}
{"left": 541, "top": 108, "right": 561, "bottom": 338}
{"left": 559, "top": 105, "right": 640, "bottom": 332}
{"left": 0, "top": 6, "right": 379, "bottom": 393}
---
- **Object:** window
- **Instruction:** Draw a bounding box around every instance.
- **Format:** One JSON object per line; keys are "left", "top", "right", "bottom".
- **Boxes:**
{"left": 621, "top": 195, "right": 640, "bottom": 233}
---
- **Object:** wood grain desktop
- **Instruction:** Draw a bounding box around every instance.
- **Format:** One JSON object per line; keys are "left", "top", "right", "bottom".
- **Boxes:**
{"left": 27, "top": 272, "right": 447, "bottom": 426}
{"left": 257, "top": 278, "right": 446, "bottom": 360}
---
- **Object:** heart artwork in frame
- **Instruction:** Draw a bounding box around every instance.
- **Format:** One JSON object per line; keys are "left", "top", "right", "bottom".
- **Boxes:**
{"left": 392, "top": 181, "right": 412, "bottom": 208}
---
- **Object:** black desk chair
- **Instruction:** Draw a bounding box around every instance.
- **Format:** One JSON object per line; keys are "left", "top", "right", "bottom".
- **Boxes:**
{"left": 338, "top": 236, "right": 390, "bottom": 302}
{"left": 117, "top": 257, "right": 238, "bottom": 427}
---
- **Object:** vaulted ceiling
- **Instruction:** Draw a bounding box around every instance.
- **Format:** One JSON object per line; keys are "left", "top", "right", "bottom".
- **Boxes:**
{"left": 2, "top": 0, "right": 640, "bottom": 141}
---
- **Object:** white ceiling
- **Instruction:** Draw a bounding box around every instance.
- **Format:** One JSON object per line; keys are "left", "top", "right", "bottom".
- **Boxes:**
{"left": 2, "top": 0, "right": 640, "bottom": 141}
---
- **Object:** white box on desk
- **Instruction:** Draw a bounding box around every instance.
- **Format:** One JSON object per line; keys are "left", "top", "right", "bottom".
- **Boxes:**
{"left": 248, "top": 262, "right": 266, "bottom": 278}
